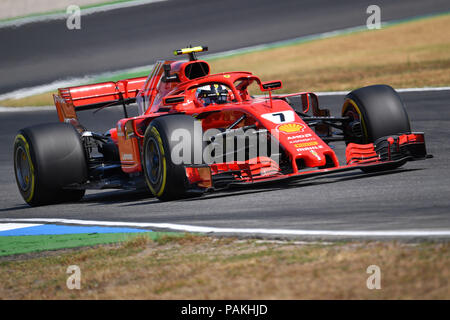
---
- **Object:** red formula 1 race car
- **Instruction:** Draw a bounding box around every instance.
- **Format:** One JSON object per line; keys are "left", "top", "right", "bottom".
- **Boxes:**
{"left": 14, "top": 46, "right": 431, "bottom": 206}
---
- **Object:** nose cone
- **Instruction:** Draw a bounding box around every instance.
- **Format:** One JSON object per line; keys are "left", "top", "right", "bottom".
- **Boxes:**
{"left": 297, "top": 148, "right": 327, "bottom": 168}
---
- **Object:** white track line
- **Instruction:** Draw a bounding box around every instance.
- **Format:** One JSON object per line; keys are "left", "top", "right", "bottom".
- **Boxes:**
{"left": 0, "top": 0, "right": 167, "bottom": 29}
{"left": 0, "top": 223, "right": 42, "bottom": 232}
{"left": 0, "top": 106, "right": 54, "bottom": 112}
{"left": 1, "top": 11, "right": 449, "bottom": 101}
{"left": 1, "top": 86, "right": 449, "bottom": 112}
{"left": 0, "top": 218, "right": 449, "bottom": 237}
{"left": 316, "top": 87, "right": 450, "bottom": 96}
{"left": 0, "top": 64, "right": 154, "bottom": 101}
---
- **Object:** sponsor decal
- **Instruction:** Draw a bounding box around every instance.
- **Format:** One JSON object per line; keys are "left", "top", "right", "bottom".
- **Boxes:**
{"left": 290, "top": 138, "right": 314, "bottom": 144}
{"left": 182, "top": 99, "right": 193, "bottom": 107}
{"left": 223, "top": 74, "right": 231, "bottom": 78}
{"left": 277, "top": 123, "right": 305, "bottom": 134}
{"left": 296, "top": 145, "right": 323, "bottom": 152}
{"left": 294, "top": 141, "right": 318, "bottom": 148}
{"left": 287, "top": 133, "right": 312, "bottom": 140}
{"left": 121, "top": 153, "right": 134, "bottom": 161}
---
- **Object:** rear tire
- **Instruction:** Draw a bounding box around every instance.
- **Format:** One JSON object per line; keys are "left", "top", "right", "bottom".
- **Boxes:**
{"left": 142, "top": 115, "right": 205, "bottom": 201}
{"left": 13, "top": 123, "right": 87, "bottom": 206}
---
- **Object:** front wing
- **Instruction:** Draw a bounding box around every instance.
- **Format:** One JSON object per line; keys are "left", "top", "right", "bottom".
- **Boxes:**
{"left": 184, "top": 132, "right": 431, "bottom": 189}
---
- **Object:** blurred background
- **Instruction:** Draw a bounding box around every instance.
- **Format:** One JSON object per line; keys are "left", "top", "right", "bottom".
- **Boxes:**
{"left": 1, "top": 0, "right": 449, "bottom": 99}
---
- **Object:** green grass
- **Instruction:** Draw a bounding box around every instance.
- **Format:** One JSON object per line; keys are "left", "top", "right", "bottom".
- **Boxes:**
{"left": 0, "top": 232, "right": 182, "bottom": 256}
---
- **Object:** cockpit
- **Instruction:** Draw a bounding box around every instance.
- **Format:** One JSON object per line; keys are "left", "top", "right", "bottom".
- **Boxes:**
{"left": 193, "top": 82, "right": 237, "bottom": 107}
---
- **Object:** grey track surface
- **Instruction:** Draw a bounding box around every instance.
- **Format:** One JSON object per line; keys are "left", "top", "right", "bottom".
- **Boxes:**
{"left": 1, "top": 91, "right": 449, "bottom": 239}
{"left": 1, "top": 1, "right": 450, "bottom": 240}
{"left": 1, "top": 0, "right": 450, "bottom": 94}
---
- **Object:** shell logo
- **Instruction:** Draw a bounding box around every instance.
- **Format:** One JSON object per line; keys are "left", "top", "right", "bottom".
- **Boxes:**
{"left": 277, "top": 123, "right": 305, "bottom": 133}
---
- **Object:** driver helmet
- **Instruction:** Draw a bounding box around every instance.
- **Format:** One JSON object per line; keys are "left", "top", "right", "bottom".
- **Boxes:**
{"left": 196, "top": 84, "right": 229, "bottom": 106}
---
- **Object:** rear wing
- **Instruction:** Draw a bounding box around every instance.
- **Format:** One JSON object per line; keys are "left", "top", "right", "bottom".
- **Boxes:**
{"left": 53, "top": 76, "right": 147, "bottom": 128}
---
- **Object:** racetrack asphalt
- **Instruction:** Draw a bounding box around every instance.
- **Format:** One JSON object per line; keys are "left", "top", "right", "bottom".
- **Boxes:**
{"left": 1, "top": 0, "right": 450, "bottom": 240}
{"left": 1, "top": 0, "right": 450, "bottom": 94}
{"left": 1, "top": 90, "right": 449, "bottom": 240}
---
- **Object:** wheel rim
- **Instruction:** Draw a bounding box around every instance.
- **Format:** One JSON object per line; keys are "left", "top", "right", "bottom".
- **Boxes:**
{"left": 345, "top": 105, "right": 360, "bottom": 121}
{"left": 15, "top": 146, "right": 32, "bottom": 192}
{"left": 145, "top": 137, "right": 163, "bottom": 185}
{"left": 343, "top": 101, "right": 366, "bottom": 143}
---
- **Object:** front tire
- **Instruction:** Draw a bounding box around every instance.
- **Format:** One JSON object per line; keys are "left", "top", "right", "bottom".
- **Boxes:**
{"left": 13, "top": 123, "right": 87, "bottom": 206}
{"left": 342, "top": 85, "right": 412, "bottom": 172}
{"left": 142, "top": 115, "right": 205, "bottom": 201}
{"left": 342, "top": 84, "right": 411, "bottom": 144}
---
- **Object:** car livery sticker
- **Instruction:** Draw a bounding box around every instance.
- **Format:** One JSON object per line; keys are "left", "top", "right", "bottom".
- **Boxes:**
{"left": 294, "top": 141, "right": 318, "bottom": 148}
{"left": 296, "top": 145, "right": 324, "bottom": 152}
{"left": 287, "top": 133, "right": 312, "bottom": 140}
{"left": 289, "top": 138, "right": 315, "bottom": 144}
{"left": 122, "top": 153, "right": 134, "bottom": 161}
{"left": 262, "top": 110, "right": 295, "bottom": 124}
{"left": 277, "top": 122, "right": 305, "bottom": 134}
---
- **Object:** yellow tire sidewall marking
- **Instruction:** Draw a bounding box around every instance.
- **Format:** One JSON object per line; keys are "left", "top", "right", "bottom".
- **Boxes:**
{"left": 15, "top": 134, "right": 35, "bottom": 202}
{"left": 342, "top": 98, "right": 369, "bottom": 143}
{"left": 146, "top": 126, "right": 167, "bottom": 197}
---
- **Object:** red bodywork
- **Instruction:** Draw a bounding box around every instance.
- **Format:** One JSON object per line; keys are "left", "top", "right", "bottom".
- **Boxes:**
{"left": 53, "top": 58, "right": 428, "bottom": 191}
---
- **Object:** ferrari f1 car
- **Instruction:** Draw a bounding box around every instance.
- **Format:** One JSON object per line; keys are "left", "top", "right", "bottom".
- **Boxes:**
{"left": 14, "top": 46, "right": 430, "bottom": 206}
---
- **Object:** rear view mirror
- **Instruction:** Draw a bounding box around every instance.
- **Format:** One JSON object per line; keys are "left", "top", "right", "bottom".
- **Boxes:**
{"left": 163, "top": 95, "right": 185, "bottom": 105}
{"left": 261, "top": 81, "right": 282, "bottom": 91}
